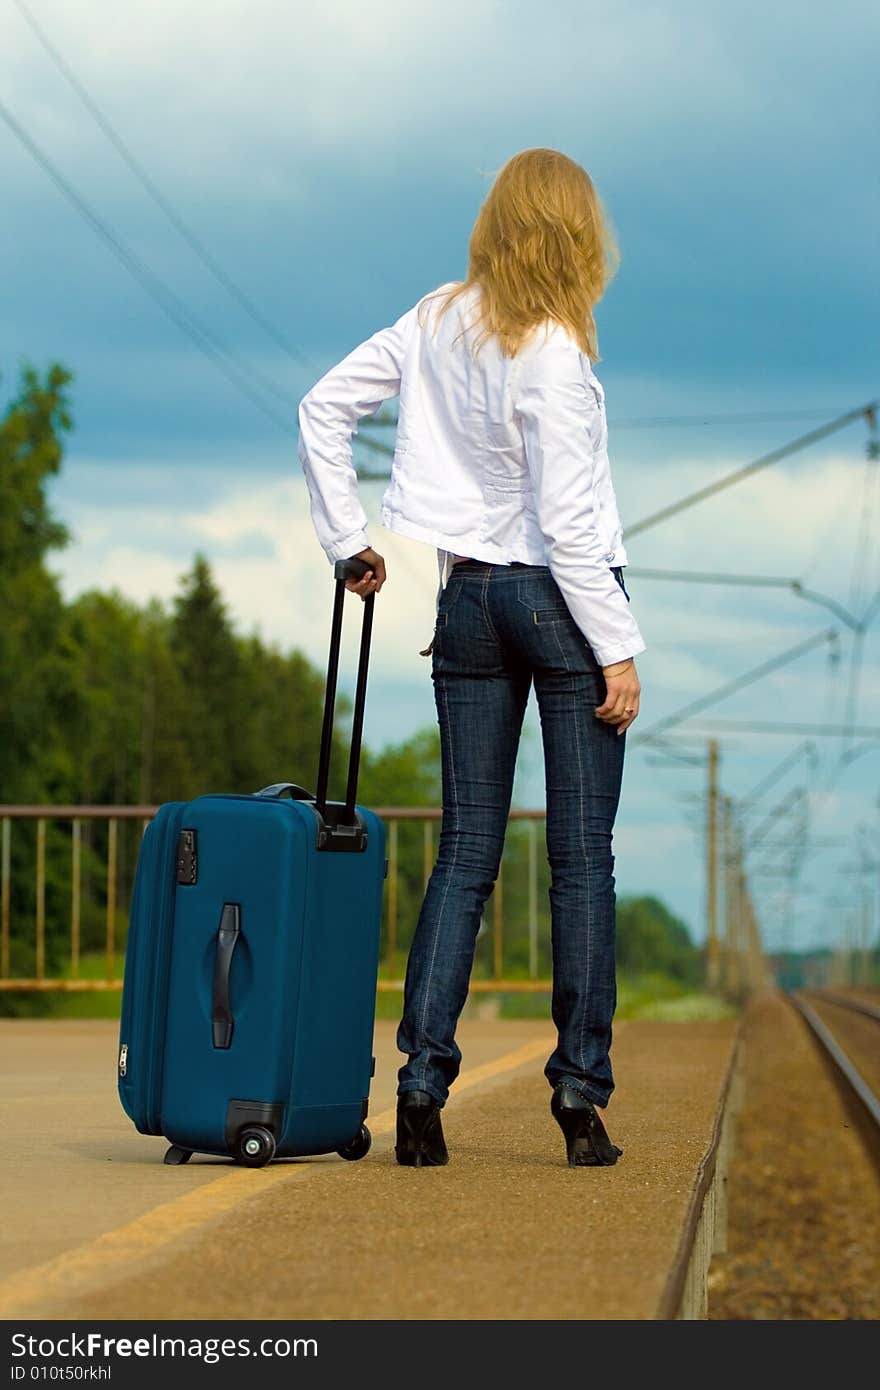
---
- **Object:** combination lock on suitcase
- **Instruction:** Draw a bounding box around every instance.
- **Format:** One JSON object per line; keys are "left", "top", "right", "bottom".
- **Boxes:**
{"left": 118, "top": 557, "right": 387, "bottom": 1167}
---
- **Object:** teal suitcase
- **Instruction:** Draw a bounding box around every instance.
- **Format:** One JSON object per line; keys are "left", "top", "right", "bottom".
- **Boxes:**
{"left": 118, "top": 558, "right": 387, "bottom": 1166}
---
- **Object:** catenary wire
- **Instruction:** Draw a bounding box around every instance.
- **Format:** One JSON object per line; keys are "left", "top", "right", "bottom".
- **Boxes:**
{"left": 625, "top": 567, "right": 863, "bottom": 630}
{"left": 632, "top": 629, "right": 838, "bottom": 743}
{"left": 11, "top": 0, "right": 319, "bottom": 383}
{"left": 0, "top": 101, "right": 389, "bottom": 468}
{"left": 0, "top": 96, "right": 301, "bottom": 435}
{"left": 626, "top": 405, "right": 876, "bottom": 537}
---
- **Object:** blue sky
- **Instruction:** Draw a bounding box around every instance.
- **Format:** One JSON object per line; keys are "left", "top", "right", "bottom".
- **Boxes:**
{"left": 2, "top": 0, "right": 878, "bottom": 953}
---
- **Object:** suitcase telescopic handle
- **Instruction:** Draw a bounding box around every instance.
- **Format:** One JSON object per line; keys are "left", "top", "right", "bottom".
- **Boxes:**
{"left": 212, "top": 903, "right": 241, "bottom": 1049}
{"left": 314, "top": 557, "right": 376, "bottom": 825}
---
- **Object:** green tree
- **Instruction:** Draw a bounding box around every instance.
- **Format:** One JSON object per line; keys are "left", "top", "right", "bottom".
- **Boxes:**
{"left": 357, "top": 728, "right": 442, "bottom": 808}
{"left": 616, "top": 894, "right": 700, "bottom": 984}
{"left": 235, "top": 632, "right": 339, "bottom": 799}
{"left": 0, "top": 363, "right": 73, "bottom": 800}
{"left": 137, "top": 598, "right": 194, "bottom": 805}
{"left": 61, "top": 589, "right": 150, "bottom": 804}
{"left": 169, "top": 554, "right": 258, "bottom": 794}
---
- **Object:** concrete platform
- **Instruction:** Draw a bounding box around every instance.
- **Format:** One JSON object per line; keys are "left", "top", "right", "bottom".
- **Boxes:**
{"left": 0, "top": 1017, "right": 739, "bottom": 1319}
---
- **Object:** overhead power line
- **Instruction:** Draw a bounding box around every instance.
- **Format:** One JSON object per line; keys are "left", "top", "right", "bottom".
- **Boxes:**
{"left": 596, "top": 408, "right": 869, "bottom": 430}
{"left": 627, "top": 403, "right": 877, "bottom": 537}
{"left": 739, "top": 741, "right": 817, "bottom": 808}
{"left": 838, "top": 416, "right": 880, "bottom": 756}
{"left": 632, "top": 628, "right": 837, "bottom": 744}
{"left": 0, "top": 97, "right": 403, "bottom": 474}
{"left": 665, "top": 720, "right": 880, "bottom": 738}
{"left": 627, "top": 567, "right": 865, "bottom": 631}
{"left": 11, "top": 0, "right": 316, "bottom": 384}
{"left": 860, "top": 585, "right": 880, "bottom": 630}
{"left": 848, "top": 430, "right": 880, "bottom": 611}
{"left": 834, "top": 741, "right": 880, "bottom": 774}
{"left": 746, "top": 786, "right": 807, "bottom": 850}
{"left": 744, "top": 836, "right": 846, "bottom": 852}
{"left": 0, "top": 98, "right": 306, "bottom": 435}
{"left": 0, "top": 96, "right": 394, "bottom": 460}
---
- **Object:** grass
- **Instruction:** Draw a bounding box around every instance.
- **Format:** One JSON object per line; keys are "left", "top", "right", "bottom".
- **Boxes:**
{"left": 617, "top": 972, "right": 738, "bottom": 1022}
{"left": 49, "top": 987, "right": 124, "bottom": 1020}
{"left": 0, "top": 952, "right": 124, "bottom": 1020}
{"left": 487, "top": 972, "right": 737, "bottom": 1023}
{"left": 5, "top": 957, "right": 736, "bottom": 1026}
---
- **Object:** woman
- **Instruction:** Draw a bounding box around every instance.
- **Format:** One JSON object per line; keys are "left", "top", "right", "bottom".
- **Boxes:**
{"left": 297, "top": 148, "right": 645, "bottom": 1169}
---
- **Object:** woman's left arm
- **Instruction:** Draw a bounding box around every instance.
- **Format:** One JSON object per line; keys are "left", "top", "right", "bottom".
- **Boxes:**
{"left": 297, "top": 303, "right": 418, "bottom": 563}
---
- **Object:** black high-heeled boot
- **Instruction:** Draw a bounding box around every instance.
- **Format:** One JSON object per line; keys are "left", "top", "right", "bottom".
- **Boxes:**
{"left": 395, "top": 1090, "right": 449, "bottom": 1167}
{"left": 550, "top": 1082, "right": 623, "bottom": 1167}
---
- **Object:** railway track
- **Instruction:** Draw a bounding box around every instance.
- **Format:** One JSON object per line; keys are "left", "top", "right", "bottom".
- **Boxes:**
{"left": 789, "top": 990, "right": 880, "bottom": 1131}
{"left": 710, "top": 992, "right": 880, "bottom": 1319}
{"left": 807, "top": 990, "right": 880, "bottom": 1024}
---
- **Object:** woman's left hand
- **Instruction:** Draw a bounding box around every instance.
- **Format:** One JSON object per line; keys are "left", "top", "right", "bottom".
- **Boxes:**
{"left": 595, "top": 658, "right": 641, "bottom": 735}
{"left": 346, "top": 547, "right": 386, "bottom": 599}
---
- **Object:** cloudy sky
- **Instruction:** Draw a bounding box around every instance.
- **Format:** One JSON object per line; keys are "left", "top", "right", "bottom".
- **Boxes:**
{"left": 2, "top": 0, "right": 878, "bottom": 952}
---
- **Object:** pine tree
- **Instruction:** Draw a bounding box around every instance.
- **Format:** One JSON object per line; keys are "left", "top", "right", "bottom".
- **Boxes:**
{"left": 169, "top": 554, "right": 257, "bottom": 793}
{"left": 0, "top": 363, "right": 73, "bottom": 800}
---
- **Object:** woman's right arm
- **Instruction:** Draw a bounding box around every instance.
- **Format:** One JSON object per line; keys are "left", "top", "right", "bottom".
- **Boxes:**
{"left": 297, "top": 303, "right": 418, "bottom": 563}
{"left": 512, "top": 324, "right": 647, "bottom": 672}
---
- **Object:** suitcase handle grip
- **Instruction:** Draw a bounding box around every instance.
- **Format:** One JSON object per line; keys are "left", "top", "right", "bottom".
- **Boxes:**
{"left": 334, "top": 556, "right": 372, "bottom": 582}
{"left": 212, "top": 903, "right": 241, "bottom": 1049}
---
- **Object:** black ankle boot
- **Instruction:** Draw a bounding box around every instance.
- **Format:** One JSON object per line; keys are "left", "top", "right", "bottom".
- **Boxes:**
{"left": 550, "top": 1082, "right": 623, "bottom": 1167}
{"left": 395, "top": 1091, "right": 449, "bottom": 1167}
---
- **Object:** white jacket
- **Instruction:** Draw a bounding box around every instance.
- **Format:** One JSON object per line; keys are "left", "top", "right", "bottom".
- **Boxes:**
{"left": 297, "top": 281, "right": 646, "bottom": 667}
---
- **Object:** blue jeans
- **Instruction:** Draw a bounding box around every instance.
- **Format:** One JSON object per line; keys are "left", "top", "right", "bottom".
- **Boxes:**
{"left": 397, "top": 560, "right": 628, "bottom": 1109}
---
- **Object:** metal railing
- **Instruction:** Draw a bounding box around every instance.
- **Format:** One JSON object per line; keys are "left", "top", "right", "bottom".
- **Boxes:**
{"left": 0, "top": 805, "right": 553, "bottom": 993}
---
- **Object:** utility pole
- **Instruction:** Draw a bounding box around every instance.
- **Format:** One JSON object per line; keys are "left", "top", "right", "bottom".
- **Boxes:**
{"left": 706, "top": 739, "right": 721, "bottom": 989}
{"left": 746, "top": 890, "right": 770, "bottom": 992}
{"left": 735, "top": 820, "right": 749, "bottom": 996}
{"left": 722, "top": 795, "right": 739, "bottom": 996}
{"left": 741, "top": 881, "right": 761, "bottom": 993}
{"left": 729, "top": 802, "right": 743, "bottom": 998}
{"left": 860, "top": 892, "right": 871, "bottom": 987}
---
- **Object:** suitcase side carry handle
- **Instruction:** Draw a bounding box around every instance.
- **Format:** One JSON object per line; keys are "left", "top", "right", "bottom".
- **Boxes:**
{"left": 254, "top": 783, "right": 315, "bottom": 801}
{"left": 212, "top": 903, "right": 241, "bottom": 1049}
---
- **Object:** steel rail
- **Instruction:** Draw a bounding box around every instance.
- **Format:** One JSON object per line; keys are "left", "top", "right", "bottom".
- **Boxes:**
{"left": 802, "top": 990, "right": 880, "bottom": 1024}
{"left": 789, "top": 993, "right": 880, "bottom": 1129}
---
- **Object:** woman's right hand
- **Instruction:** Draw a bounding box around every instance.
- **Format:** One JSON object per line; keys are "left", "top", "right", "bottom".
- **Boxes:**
{"left": 347, "top": 547, "right": 386, "bottom": 598}
{"left": 595, "top": 658, "right": 640, "bottom": 735}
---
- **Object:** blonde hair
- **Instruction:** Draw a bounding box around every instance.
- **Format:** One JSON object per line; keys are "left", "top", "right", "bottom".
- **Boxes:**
{"left": 424, "top": 147, "right": 620, "bottom": 361}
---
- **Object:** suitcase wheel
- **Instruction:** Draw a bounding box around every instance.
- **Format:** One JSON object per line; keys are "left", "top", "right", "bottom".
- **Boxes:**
{"left": 163, "top": 1145, "right": 193, "bottom": 1166}
{"left": 336, "top": 1124, "right": 372, "bottom": 1162}
{"left": 234, "top": 1125, "right": 277, "bottom": 1168}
